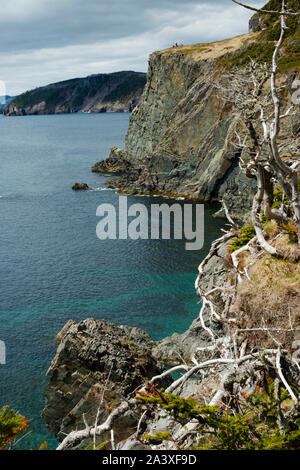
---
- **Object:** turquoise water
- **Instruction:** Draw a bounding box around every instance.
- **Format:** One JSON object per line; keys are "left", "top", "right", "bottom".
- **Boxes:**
{"left": 0, "top": 113, "right": 225, "bottom": 449}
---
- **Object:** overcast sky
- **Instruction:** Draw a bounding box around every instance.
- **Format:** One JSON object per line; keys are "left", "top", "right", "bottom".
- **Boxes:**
{"left": 0, "top": 0, "right": 264, "bottom": 96}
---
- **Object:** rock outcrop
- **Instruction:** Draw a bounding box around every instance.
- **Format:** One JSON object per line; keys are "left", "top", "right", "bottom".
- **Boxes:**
{"left": 44, "top": 229, "right": 300, "bottom": 449}
{"left": 43, "top": 319, "right": 171, "bottom": 447}
{"left": 4, "top": 71, "right": 146, "bottom": 116}
{"left": 92, "top": 146, "right": 132, "bottom": 174}
{"left": 43, "top": 232, "right": 231, "bottom": 445}
{"left": 72, "top": 183, "right": 91, "bottom": 191}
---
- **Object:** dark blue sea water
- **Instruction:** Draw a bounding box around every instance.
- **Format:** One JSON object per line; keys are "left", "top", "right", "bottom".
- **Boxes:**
{"left": 0, "top": 113, "right": 225, "bottom": 449}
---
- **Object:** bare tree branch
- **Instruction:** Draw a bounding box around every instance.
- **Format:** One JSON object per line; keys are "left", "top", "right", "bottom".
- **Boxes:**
{"left": 232, "top": 0, "right": 300, "bottom": 16}
{"left": 56, "top": 400, "right": 132, "bottom": 450}
{"left": 276, "top": 349, "right": 298, "bottom": 404}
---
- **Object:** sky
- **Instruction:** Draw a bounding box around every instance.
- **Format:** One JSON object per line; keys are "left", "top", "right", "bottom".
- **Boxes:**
{"left": 0, "top": 0, "right": 265, "bottom": 96}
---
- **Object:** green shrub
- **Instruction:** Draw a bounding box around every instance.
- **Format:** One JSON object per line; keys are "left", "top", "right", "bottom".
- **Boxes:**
{"left": 0, "top": 406, "right": 29, "bottom": 450}
{"left": 85, "top": 440, "right": 110, "bottom": 450}
{"left": 135, "top": 382, "right": 300, "bottom": 450}
{"left": 272, "top": 186, "right": 294, "bottom": 217}
{"left": 144, "top": 431, "right": 171, "bottom": 442}
{"left": 227, "top": 224, "right": 256, "bottom": 253}
{"left": 219, "top": 0, "right": 300, "bottom": 71}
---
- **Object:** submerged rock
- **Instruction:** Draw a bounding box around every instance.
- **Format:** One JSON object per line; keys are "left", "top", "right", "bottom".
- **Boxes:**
{"left": 72, "top": 183, "right": 91, "bottom": 191}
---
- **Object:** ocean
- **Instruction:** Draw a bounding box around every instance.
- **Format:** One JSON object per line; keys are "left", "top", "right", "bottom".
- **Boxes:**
{"left": 0, "top": 112, "right": 225, "bottom": 449}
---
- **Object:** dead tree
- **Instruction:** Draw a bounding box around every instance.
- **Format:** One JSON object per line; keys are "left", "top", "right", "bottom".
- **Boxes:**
{"left": 220, "top": 0, "right": 300, "bottom": 252}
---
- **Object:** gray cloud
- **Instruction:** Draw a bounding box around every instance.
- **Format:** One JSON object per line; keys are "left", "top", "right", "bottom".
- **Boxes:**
{"left": 0, "top": 0, "right": 265, "bottom": 95}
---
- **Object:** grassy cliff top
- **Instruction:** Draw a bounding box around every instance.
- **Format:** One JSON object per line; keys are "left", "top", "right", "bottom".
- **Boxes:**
{"left": 156, "top": 0, "right": 300, "bottom": 72}
{"left": 157, "top": 32, "right": 259, "bottom": 60}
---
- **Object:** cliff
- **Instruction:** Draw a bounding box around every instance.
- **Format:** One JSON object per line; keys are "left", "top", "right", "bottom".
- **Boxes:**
{"left": 93, "top": 37, "right": 257, "bottom": 216}
{"left": 43, "top": 1, "right": 300, "bottom": 450}
{"left": 3, "top": 71, "right": 146, "bottom": 116}
{"left": 92, "top": 1, "right": 300, "bottom": 216}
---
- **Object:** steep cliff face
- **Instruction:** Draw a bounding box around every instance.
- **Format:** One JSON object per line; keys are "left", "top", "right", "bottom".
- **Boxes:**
{"left": 92, "top": 9, "right": 299, "bottom": 216}
{"left": 4, "top": 71, "right": 146, "bottom": 116}
{"left": 131, "top": 47, "right": 261, "bottom": 211}
{"left": 93, "top": 35, "right": 262, "bottom": 215}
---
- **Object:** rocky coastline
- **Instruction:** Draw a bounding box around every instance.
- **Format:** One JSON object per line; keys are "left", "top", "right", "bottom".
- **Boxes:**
{"left": 43, "top": 3, "right": 300, "bottom": 450}
{"left": 44, "top": 225, "right": 300, "bottom": 450}
{"left": 91, "top": 27, "right": 299, "bottom": 217}
{"left": 43, "top": 233, "right": 233, "bottom": 448}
